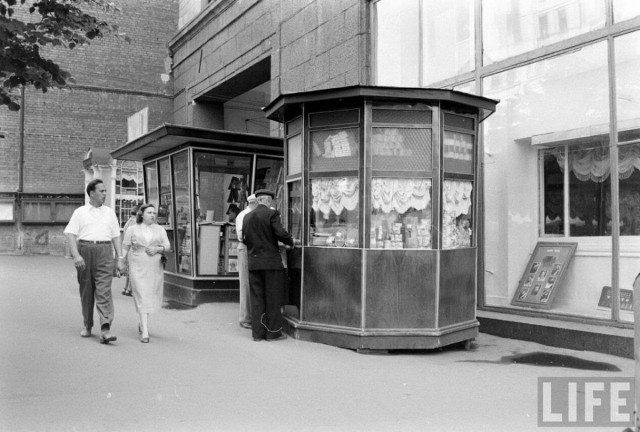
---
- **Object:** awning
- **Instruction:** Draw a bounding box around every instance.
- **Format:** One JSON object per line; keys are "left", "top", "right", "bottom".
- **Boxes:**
{"left": 111, "top": 123, "right": 284, "bottom": 161}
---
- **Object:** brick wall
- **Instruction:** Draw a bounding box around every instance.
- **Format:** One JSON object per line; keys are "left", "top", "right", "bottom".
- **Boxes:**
{"left": 0, "top": 0, "right": 179, "bottom": 255}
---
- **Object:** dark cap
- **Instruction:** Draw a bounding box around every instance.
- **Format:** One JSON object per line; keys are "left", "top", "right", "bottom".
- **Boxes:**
{"left": 226, "top": 204, "right": 241, "bottom": 214}
{"left": 254, "top": 189, "right": 275, "bottom": 198}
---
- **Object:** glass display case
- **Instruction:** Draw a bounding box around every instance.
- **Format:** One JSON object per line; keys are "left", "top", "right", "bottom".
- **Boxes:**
{"left": 264, "top": 86, "right": 497, "bottom": 351}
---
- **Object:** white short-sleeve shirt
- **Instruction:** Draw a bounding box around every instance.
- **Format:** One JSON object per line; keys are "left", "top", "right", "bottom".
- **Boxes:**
{"left": 64, "top": 204, "right": 121, "bottom": 241}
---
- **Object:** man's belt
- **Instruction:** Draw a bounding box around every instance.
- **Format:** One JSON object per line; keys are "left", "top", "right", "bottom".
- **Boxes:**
{"left": 78, "top": 240, "right": 111, "bottom": 244}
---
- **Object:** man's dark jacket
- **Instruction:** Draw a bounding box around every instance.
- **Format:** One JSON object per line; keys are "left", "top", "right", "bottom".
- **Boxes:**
{"left": 243, "top": 204, "right": 294, "bottom": 271}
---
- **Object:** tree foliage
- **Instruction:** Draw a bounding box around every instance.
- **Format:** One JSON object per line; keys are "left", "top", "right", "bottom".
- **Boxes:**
{"left": 0, "top": 0, "right": 129, "bottom": 111}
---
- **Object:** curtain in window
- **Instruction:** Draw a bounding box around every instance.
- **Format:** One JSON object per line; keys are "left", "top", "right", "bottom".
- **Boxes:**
{"left": 554, "top": 143, "right": 640, "bottom": 182}
{"left": 371, "top": 178, "right": 431, "bottom": 214}
{"left": 443, "top": 180, "right": 473, "bottom": 217}
{"left": 311, "top": 177, "right": 359, "bottom": 218}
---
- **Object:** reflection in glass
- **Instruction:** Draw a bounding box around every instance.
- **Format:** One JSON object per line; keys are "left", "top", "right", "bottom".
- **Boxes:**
{"left": 374, "top": 0, "right": 420, "bottom": 86}
{"left": 288, "top": 180, "right": 302, "bottom": 241}
{"left": 613, "top": 0, "right": 640, "bottom": 23}
{"left": 287, "top": 134, "right": 302, "bottom": 176}
{"left": 157, "top": 158, "right": 176, "bottom": 272}
{"left": 255, "top": 157, "right": 284, "bottom": 211}
{"left": 144, "top": 163, "right": 159, "bottom": 209}
{"left": 483, "top": 0, "right": 605, "bottom": 64}
{"left": 421, "top": 0, "right": 474, "bottom": 85}
{"left": 310, "top": 177, "right": 359, "bottom": 247}
{"left": 442, "top": 179, "right": 473, "bottom": 249}
{"left": 172, "top": 152, "right": 192, "bottom": 275}
{"left": 615, "top": 31, "right": 640, "bottom": 126}
{"left": 370, "top": 178, "right": 432, "bottom": 249}
{"left": 443, "top": 131, "right": 473, "bottom": 174}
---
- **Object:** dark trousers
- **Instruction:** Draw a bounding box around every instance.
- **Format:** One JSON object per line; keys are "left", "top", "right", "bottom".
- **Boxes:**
{"left": 76, "top": 243, "right": 115, "bottom": 330}
{"left": 249, "top": 269, "right": 285, "bottom": 339}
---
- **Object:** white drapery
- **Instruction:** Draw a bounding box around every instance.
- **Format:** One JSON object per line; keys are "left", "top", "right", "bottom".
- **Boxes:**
{"left": 371, "top": 178, "right": 431, "bottom": 214}
{"left": 443, "top": 180, "right": 473, "bottom": 217}
{"left": 311, "top": 177, "right": 359, "bottom": 217}
{"left": 554, "top": 143, "right": 640, "bottom": 183}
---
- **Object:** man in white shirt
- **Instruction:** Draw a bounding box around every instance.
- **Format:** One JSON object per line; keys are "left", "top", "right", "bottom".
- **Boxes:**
{"left": 64, "top": 179, "right": 122, "bottom": 344}
{"left": 235, "top": 194, "right": 257, "bottom": 329}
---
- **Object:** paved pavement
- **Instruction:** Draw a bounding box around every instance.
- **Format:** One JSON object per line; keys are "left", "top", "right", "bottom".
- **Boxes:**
{"left": 0, "top": 255, "right": 635, "bottom": 432}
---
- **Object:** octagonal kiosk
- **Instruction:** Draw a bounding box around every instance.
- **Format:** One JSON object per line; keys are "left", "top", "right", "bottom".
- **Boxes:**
{"left": 264, "top": 86, "right": 498, "bottom": 351}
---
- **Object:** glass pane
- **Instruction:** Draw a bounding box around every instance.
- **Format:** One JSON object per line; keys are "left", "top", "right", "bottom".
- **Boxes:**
{"left": 173, "top": 152, "right": 192, "bottom": 275}
{"left": 442, "top": 180, "right": 473, "bottom": 249}
{"left": 288, "top": 180, "right": 302, "bottom": 241}
{"left": 370, "top": 178, "right": 432, "bottom": 249}
{"left": 54, "top": 202, "right": 81, "bottom": 223}
{"left": 483, "top": 0, "right": 605, "bottom": 64}
{"left": 542, "top": 151, "right": 564, "bottom": 235}
{"left": 0, "top": 201, "right": 14, "bottom": 221}
{"left": 615, "top": 31, "right": 640, "bottom": 131}
{"left": 23, "top": 202, "right": 51, "bottom": 222}
{"left": 157, "top": 158, "right": 176, "bottom": 272}
{"left": 375, "top": 0, "right": 420, "bottom": 86}
{"left": 287, "top": 134, "right": 302, "bottom": 176}
{"left": 157, "top": 158, "right": 173, "bottom": 229}
{"left": 194, "top": 152, "right": 251, "bottom": 224}
{"left": 443, "top": 131, "right": 473, "bottom": 174}
{"left": 144, "top": 163, "right": 159, "bottom": 209}
{"left": 372, "top": 127, "right": 432, "bottom": 172}
{"left": 619, "top": 145, "right": 640, "bottom": 236}
{"left": 310, "top": 177, "right": 359, "bottom": 247}
{"left": 310, "top": 128, "right": 359, "bottom": 172}
{"left": 614, "top": 0, "right": 640, "bottom": 23}
{"left": 255, "top": 157, "right": 284, "bottom": 212}
{"left": 482, "top": 41, "right": 615, "bottom": 319}
{"left": 421, "top": 0, "right": 474, "bottom": 85}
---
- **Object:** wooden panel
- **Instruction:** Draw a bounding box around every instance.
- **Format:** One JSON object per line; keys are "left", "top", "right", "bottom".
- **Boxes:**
{"left": 365, "top": 250, "right": 437, "bottom": 329}
{"left": 438, "top": 248, "right": 476, "bottom": 327}
{"left": 302, "top": 248, "right": 362, "bottom": 327}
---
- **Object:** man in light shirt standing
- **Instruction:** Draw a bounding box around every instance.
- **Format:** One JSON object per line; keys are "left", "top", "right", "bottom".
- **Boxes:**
{"left": 235, "top": 194, "right": 257, "bottom": 329}
{"left": 64, "top": 179, "right": 122, "bottom": 344}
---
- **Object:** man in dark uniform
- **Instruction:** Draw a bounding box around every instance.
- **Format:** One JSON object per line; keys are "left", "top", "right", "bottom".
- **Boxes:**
{"left": 242, "top": 189, "right": 294, "bottom": 341}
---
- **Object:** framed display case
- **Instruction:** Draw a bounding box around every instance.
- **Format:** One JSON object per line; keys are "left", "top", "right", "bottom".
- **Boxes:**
{"left": 265, "top": 86, "right": 498, "bottom": 351}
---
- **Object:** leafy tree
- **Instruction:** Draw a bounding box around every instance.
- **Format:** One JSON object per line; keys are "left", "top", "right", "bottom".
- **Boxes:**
{"left": 0, "top": 0, "right": 129, "bottom": 111}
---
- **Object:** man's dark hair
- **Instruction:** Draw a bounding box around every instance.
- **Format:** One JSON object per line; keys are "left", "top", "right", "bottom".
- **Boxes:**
{"left": 136, "top": 203, "right": 156, "bottom": 224}
{"left": 86, "top": 179, "right": 104, "bottom": 197}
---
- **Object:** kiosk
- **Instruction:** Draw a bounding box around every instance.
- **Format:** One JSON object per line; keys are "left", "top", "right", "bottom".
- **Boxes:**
{"left": 111, "top": 124, "right": 284, "bottom": 305}
{"left": 265, "top": 86, "right": 498, "bottom": 350}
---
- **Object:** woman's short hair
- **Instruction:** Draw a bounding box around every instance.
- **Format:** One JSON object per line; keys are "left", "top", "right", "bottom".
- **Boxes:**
{"left": 136, "top": 203, "right": 155, "bottom": 224}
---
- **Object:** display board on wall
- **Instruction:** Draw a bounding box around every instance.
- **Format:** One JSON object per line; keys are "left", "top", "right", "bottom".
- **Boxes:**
{"left": 511, "top": 242, "right": 577, "bottom": 310}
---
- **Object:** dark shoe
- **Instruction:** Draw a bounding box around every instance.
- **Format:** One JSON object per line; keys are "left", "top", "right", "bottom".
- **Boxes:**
{"left": 125, "top": 291, "right": 132, "bottom": 297}
{"left": 240, "top": 322, "right": 252, "bottom": 329}
{"left": 100, "top": 332, "right": 117, "bottom": 344}
{"left": 266, "top": 333, "right": 287, "bottom": 342}
{"left": 80, "top": 328, "right": 91, "bottom": 337}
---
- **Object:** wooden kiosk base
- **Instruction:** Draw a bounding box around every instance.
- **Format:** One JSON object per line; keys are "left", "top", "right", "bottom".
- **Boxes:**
{"left": 282, "top": 315, "right": 478, "bottom": 352}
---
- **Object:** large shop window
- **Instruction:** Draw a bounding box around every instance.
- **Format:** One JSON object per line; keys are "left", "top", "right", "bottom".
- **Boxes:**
{"left": 374, "top": 0, "right": 474, "bottom": 86}
{"left": 482, "top": 0, "right": 605, "bottom": 64}
{"left": 173, "top": 152, "right": 191, "bottom": 275}
{"left": 115, "top": 160, "right": 144, "bottom": 228}
{"left": 310, "top": 177, "right": 359, "bottom": 247}
{"left": 542, "top": 143, "right": 640, "bottom": 237}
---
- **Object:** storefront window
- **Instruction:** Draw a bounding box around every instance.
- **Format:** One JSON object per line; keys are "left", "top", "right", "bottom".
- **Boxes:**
{"left": 115, "top": 160, "right": 144, "bottom": 228}
{"left": 310, "top": 177, "right": 359, "bottom": 247}
{"left": 375, "top": 0, "right": 473, "bottom": 86}
{"left": 442, "top": 180, "right": 473, "bottom": 249}
{"left": 613, "top": 0, "right": 640, "bottom": 23}
{"left": 482, "top": 0, "right": 605, "bottom": 65}
{"left": 309, "top": 128, "right": 359, "bottom": 172}
{"left": 482, "top": 42, "right": 610, "bottom": 317}
{"left": 370, "top": 178, "right": 432, "bottom": 249}
{"left": 173, "top": 152, "right": 191, "bottom": 275}
{"left": 286, "top": 117, "right": 303, "bottom": 176}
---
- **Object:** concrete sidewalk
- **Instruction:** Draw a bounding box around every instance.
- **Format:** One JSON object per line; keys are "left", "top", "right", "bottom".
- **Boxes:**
{"left": 0, "top": 255, "right": 634, "bottom": 432}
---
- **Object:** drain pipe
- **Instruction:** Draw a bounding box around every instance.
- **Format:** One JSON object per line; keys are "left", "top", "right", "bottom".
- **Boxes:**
{"left": 16, "top": 85, "right": 25, "bottom": 250}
